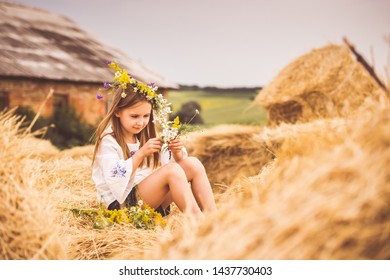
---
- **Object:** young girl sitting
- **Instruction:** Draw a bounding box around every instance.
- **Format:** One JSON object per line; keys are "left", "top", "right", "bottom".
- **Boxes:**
{"left": 92, "top": 63, "right": 216, "bottom": 218}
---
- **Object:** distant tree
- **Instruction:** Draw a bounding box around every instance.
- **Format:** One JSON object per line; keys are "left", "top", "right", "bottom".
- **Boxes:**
{"left": 170, "top": 101, "right": 204, "bottom": 125}
{"left": 14, "top": 105, "right": 94, "bottom": 149}
{"left": 46, "top": 105, "right": 95, "bottom": 149}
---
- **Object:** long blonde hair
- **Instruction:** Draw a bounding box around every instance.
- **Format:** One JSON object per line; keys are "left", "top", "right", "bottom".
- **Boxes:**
{"left": 92, "top": 87, "right": 160, "bottom": 169}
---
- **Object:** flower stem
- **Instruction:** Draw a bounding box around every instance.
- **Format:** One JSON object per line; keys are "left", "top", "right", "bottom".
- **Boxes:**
{"left": 187, "top": 109, "right": 199, "bottom": 125}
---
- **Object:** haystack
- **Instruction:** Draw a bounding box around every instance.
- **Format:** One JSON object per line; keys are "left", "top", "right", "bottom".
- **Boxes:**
{"left": 181, "top": 118, "right": 349, "bottom": 189}
{"left": 181, "top": 125, "right": 272, "bottom": 188}
{"left": 0, "top": 111, "right": 66, "bottom": 259}
{"left": 149, "top": 103, "right": 390, "bottom": 259}
{"left": 255, "top": 44, "right": 387, "bottom": 125}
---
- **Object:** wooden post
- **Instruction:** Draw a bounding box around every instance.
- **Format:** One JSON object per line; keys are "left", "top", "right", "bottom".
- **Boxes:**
{"left": 343, "top": 37, "right": 387, "bottom": 92}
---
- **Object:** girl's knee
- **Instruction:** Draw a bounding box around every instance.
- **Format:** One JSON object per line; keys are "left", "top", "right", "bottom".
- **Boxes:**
{"left": 183, "top": 157, "right": 205, "bottom": 173}
{"left": 184, "top": 157, "right": 204, "bottom": 169}
{"left": 164, "top": 162, "right": 186, "bottom": 178}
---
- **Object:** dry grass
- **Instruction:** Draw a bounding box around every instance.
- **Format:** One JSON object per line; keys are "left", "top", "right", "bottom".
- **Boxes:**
{"left": 0, "top": 110, "right": 66, "bottom": 259}
{"left": 149, "top": 101, "right": 390, "bottom": 260}
{"left": 182, "top": 125, "right": 271, "bottom": 189}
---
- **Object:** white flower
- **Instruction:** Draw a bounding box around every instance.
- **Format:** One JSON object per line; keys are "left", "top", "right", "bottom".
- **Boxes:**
{"left": 121, "top": 92, "right": 127, "bottom": 98}
{"left": 195, "top": 109, "right": 199, "bottom": 114}
{"left": 150, "top": 85, "right": 158, "bottom": 91}
{"left": 130, "top": 206, "right": 136, "bottom": 212}
{"left": 145, "top": 209, "right": 150, "bottom": 215}
{"left": 137, "top": 200, "right": 144, "bottom": 207}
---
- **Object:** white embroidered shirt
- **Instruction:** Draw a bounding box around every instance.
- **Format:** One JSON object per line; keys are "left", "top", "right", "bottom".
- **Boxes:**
{"left": 92, "top": 134, "right": 187, "bottom": 207}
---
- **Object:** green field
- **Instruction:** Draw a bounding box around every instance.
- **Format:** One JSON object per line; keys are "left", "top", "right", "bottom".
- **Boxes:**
{"left": 167, "top": 90, "right": 267, "bottom": 126}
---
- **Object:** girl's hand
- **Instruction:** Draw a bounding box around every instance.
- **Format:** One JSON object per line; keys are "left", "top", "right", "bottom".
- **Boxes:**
{"left": 168, "top": 138, "right": 183, "bottom": 153}
{"left": 139, "top": 138, "right": 162, "bottom": 158}
{"left": 168, "top": 138, "right": 184, "bottom": 160}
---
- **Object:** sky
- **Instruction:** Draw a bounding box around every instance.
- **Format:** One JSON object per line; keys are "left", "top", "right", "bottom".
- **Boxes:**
{"left": 10, "top": 0, "right": 390, "bottom": 87}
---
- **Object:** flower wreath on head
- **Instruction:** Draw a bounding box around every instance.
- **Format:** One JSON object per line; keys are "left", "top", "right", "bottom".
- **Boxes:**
{"left": 97, "top": 61, "right": 182, "bottom": 144}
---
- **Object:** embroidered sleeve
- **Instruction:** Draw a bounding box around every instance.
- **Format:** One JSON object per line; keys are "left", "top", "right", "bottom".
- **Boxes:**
{"left": 96, "top": 138, "right": 134, "bottom": 203}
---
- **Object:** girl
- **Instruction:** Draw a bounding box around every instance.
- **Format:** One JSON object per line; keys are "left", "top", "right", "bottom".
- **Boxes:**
{"left": 92, "top": 86, "right": 217, "bottom": 218}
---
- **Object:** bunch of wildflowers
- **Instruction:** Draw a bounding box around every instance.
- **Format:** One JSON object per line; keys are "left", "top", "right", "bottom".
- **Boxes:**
{"left": 160, "top": 116, "right": 181, "bottom": 143}
{"left": 127, "top": 200, "right": 166, "bottom": 230}
{"left": 70, "top": 199, "right": 166, "bottom": 230}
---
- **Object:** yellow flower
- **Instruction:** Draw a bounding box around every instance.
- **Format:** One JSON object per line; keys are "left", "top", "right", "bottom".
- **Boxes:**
{"left": 172, "top": 116, "right": 181, "bottom": 129}
{"left": 108, "top": 61, "right": 120, "bottom": 72}
{"left": 119, "top": 69, "right": 131, "bottom": 86}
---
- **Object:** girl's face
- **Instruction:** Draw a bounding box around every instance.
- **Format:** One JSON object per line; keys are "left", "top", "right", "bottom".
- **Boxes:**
{"left": 115, "top": 101, "right": 152, "bottom": 140}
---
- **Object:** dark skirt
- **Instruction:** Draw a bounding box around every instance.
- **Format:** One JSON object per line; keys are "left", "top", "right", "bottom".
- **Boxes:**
{"left": 107, "top": 187, "right": 171, "bottom": 217}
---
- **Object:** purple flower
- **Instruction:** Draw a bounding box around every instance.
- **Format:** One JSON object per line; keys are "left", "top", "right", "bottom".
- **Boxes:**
{"left": 105, "top": 60, "right": 111, "bottom": 65}
{"left": 96, "top": 93, "right": 103, "bottom": 100}
{"left": 149, "top": 82, "right": 155, "bottom": 87}
{"left": 103, "top": 82, "right": 110, "bottom": 89}
{"left": 111, "top": 163, "right": 127, "bottom": 178}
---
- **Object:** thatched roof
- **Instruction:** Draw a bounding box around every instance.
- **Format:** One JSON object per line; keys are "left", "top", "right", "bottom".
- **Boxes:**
{"left": 255, "top": 44, "right": 386, "bottom": 125}
{"left": 0, "top": 2, "right": 177, "bottom": 88}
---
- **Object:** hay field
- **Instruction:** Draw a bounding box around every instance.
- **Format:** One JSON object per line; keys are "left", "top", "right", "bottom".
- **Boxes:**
{"left": 1, "top": 44, "right": 389, "bottom": 260}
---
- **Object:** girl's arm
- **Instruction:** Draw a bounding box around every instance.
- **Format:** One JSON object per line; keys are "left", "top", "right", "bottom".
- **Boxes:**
{"left": 94, "top": 137, "right": 137, "bottom": 204}
{"left": 132, "top": 138, "right": 162, "bottom": 172}
{"left": 94, "top": 137, "right": 162, "bottom": 204}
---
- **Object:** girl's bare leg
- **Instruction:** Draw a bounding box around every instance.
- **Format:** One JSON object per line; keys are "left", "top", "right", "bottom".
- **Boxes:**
{"left": 160, "top": 192, "right": 173, "bottom": 210}
{"left": 136, "top": 162, "right": 202, "bottom": 216}
{"left": 177, "top": 157, "right": 217, "bottom": 212}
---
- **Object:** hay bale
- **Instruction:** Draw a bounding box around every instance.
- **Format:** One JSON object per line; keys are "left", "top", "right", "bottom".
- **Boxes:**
{"left": 150, "top": 105, "right": 390, "bottom": 259}
{"left": 255, "top": 44, "right": 386, "bottom": 125}
{"left": 64, "top": 221, "right": 160, "bottom": 260}
{"left": 57, "top": 145, "right": 94, "bottom": 159}
{"left": 182, "top": 125, "right": 273, "bottom": 188}
{"left": 181, "top": 119, "right": 348, "bottom": 190}
{"left": 0, "top": 111, "right": 66, "bottom": 259}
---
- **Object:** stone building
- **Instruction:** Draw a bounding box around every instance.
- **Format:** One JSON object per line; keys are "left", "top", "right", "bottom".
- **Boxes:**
{"left": 0, "top": 2, "right": 177, "bottom": 125}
